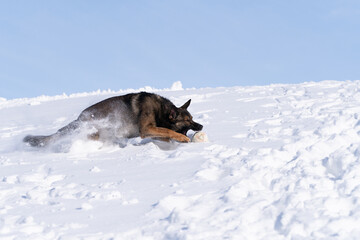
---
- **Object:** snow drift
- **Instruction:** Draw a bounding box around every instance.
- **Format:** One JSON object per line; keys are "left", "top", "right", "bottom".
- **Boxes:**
{"left": 1, "top": 80, "right": 360, "bottom": 239}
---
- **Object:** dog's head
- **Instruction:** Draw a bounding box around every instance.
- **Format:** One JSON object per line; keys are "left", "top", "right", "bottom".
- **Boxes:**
{"left": 169, "top": 99, "right": 203, "bottom": 135}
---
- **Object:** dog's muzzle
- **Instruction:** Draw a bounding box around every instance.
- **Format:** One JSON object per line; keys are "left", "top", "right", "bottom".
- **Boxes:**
{"left": 192, "top": 122, "right": 203, "bottom": 131}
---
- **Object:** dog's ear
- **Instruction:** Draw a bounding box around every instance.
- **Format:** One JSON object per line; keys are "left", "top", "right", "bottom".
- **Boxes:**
{"left": 169, "top": 109, "right": 177, "bottom": 120}
{"left": 180, "top": 99, "right": 191, "bottom": 109}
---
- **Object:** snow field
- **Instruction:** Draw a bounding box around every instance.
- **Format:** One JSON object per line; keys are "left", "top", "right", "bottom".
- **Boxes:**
{"left": 1, "top": 80, "right": 360, "bottom": 239}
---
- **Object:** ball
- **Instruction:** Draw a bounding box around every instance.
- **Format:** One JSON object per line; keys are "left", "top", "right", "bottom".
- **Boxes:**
{"left": 191, "top": 131, "right": 209, "bottom": 143}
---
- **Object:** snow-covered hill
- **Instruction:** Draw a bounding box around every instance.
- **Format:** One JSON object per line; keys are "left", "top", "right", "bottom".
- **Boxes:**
{"left": 1, "top": 81, "right": 360, "bottom": 239}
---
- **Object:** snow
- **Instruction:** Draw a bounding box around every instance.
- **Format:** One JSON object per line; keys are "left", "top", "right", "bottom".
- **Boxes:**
{"left": 1, "top": 80, "right": 360, "bottom": 239}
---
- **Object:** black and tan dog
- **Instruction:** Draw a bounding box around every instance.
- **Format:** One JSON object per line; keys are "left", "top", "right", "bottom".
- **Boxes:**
{"left": 23, "top": 92, "right": 203, "bottom": 147}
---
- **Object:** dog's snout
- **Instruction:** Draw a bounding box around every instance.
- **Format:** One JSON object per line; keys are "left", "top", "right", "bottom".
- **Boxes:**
{"left": 193, "top": 122, "right": 203, "bottom": 131}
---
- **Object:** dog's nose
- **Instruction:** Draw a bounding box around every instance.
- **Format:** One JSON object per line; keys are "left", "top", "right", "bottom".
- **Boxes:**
{"left": 195, "top": 123, "right": 203, "bottom": 131}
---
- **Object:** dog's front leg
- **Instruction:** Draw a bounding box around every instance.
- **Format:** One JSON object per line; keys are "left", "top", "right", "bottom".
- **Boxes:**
{"left": 140, "top": 126, "right": 190, "bottom": 143}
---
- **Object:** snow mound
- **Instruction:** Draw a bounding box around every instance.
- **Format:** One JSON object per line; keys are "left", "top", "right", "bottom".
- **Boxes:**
{"left": 1, "top": 80, "right": 360, "bottom": 239}
{"left": 170, "top": 81, "right": 183, "bottom": 91}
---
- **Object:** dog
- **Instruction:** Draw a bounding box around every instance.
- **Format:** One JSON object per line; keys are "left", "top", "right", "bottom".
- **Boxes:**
{"left": 23, "top": 92, "right": 203, "bottom": 147}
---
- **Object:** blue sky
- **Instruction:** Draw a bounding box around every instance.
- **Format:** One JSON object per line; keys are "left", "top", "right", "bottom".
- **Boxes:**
{"left": 1, "top": 1, "right": 359, "bottom": 99}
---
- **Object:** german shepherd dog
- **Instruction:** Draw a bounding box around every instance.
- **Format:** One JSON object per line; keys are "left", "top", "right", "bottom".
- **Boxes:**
{"left": 23, "top": 92, "right": 203, "bottom": 147}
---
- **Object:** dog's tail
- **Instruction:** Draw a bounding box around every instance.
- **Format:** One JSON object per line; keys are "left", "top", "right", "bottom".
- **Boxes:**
{"left": 23, "top": 120, "right": 81, "bottom": 147}
{"left": 23, "top": 135, "right": 53, "bottom": 147}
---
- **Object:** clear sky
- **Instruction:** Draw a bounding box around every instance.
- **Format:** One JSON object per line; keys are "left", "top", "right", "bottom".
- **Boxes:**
{"left": 1, "top": 1, "right": 359, "bottom": 99}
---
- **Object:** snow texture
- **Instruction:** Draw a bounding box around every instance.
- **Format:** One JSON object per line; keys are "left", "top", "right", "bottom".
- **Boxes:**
{"left": 1, "top": 80, "right": 360, "bottom": 239}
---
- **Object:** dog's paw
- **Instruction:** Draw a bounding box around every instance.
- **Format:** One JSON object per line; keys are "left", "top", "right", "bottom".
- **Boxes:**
{"left": 177, "top": 135, "right": 190, "bottom": 143}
